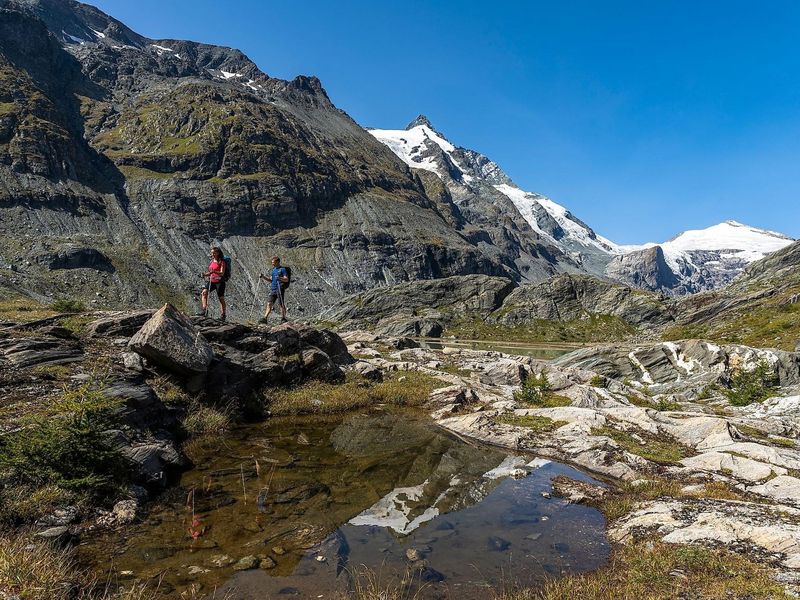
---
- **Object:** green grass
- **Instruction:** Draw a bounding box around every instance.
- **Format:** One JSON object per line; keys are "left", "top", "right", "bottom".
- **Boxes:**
{"left": 268, "top": 370, "right": 446, "bottom": 416}
{"left": 495, "top": 540, "right": 792, "bottom": 600}
{"left": 0, "top": 293, "right": 56, "bottom": 323}
{"left": 59, "top": 314, "right": 94, "bottom": 335}
{"left": 445, "top": 313, "right": 637, "bottom": 343}
{"left": 0, "top": 531, "right": 160, "bottom": 600}
{"left": 494, "top": 414, "right": 567, "bottom": 433}
{"left": 591, "top": 425, "right": 693, "bottom": 464}
{"left": 664, "top": 286, "right": 800, "bottom": 351}
{"left": 182, "top": 402, "right": 232, "bottom": 437}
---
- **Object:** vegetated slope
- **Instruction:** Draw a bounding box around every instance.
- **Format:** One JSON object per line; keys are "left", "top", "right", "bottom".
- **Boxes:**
{"left": 0, "top": 0, "right": 547, "bottom": 317}
{"left": 608, "top": 221, "right": 795, "bottom": 296}
{"left": 666, "top": 240, "right": 800, "bottom": 350}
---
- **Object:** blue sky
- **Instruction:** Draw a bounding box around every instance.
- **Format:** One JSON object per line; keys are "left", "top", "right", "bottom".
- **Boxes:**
{"left": 91, "top": 0, "right": 800, "bottom": 243}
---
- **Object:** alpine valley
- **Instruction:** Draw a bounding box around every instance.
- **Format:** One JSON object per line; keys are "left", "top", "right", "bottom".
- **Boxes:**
{"left": 3, "top": 2, "right": 800, "bottom": 600}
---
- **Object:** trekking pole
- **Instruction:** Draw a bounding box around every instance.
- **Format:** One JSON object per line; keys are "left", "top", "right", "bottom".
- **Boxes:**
{"left": 249, "top": 276, "right": 262, "bottom": 322}
{"left": 205, "top": 275, "right": 212, "bottom": 319}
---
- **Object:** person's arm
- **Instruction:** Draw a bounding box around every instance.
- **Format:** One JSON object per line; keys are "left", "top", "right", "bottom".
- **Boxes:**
{"left": 278, "top": 268, "right": 289, "bottom": 283}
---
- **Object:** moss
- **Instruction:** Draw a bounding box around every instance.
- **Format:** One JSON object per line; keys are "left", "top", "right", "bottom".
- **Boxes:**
{"left": 589, "top": 375, "right": 605, "bottom": 388}
{"left": 0, "top": 101, "right": 16, "bottom": 115}
{"left": 591, "top": 425, "right": 693, "bottom": 464}
{"left": 59, "top": 314, "right": 93, "bottom": 335}
{"left": 494, "top": 414, "right": 567, "bottom": 433}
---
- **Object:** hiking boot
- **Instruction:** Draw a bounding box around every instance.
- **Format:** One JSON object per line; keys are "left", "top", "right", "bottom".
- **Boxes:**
{"left": 281, "top": 317, "right": 288, "bottom": 323}
{"left": 195, "top": 310, "right": 207, "bottom": 317}
{"left": 220, "top": 313, "right": 226, "bottom": 322}
{"left": 258, "top": 317, "right": 269, "bottom": 325}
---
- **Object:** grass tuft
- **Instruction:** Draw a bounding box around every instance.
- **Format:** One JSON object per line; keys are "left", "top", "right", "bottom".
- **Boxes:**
{"left": 494, "top": 540, "right": 791, "bottom": 600}
{"left": 495, "top": 414, "right": 567, "bottom": 433}
{"left": 591, "top": 425, "right": 693, "bottom": 465}
{"left": 268, "top": 371, "right": 445, "bottom": 416}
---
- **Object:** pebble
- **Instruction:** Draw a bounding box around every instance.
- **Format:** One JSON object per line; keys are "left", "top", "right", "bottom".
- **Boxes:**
{"left": 233, "top": 555, "right": 260, "bottom": 571}
{"left": 259, "top": 557, "right": 277, "bottom": 569}
{"left": 272, "top": 546, "right": 286, "bottom": 555}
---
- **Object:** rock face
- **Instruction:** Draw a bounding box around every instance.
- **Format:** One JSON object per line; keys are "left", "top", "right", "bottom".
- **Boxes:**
{"left": 322, "top": 274, "right": 514, "bottom": 332}
{"left": 490, "top": 274, "right": 674, "bottom": 328}
{"left": 129, "top": 304, "right": 214, "bottom": 376}
{"left": 604, "top": 246, "right": 681, "bottom": 294}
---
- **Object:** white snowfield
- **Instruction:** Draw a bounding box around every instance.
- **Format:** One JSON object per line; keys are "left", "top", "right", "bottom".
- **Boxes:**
{"left": 626, "top": 221, "right": 795, "bottom": 273}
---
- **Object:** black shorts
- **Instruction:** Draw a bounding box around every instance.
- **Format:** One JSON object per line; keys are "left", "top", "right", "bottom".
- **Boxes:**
{"left": 205, "top": 280, "right": 226, "bottom": 297}
{"left": 268, "top": 289, "right": 286, "bottom": 305}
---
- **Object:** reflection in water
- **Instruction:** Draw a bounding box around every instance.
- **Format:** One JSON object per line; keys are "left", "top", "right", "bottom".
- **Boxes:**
{"left": 81, "top": 411, "right": 608, "bottom": 598}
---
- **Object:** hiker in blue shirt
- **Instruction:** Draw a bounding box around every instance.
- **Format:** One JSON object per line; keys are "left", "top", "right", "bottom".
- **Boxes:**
{"left": 258, "top": 256, "right": 289, "bottom": 324}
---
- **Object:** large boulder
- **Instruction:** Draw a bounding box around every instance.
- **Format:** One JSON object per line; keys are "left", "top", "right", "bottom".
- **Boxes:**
{"left": 128, "top": 304, "right": 214, "bottom": 376}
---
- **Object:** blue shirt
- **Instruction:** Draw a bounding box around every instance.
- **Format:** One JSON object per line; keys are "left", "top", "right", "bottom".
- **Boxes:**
{"left": 271, "top": 267, "right": 287, "bottom": 292}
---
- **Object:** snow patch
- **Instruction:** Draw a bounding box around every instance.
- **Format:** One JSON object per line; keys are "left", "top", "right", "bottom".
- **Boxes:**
{"left": 220, "top": 70, "right": 242, "bottom": 80}
{"left": 62, "top": 30, "right": 87, "bottom": 44}
{"left": 89, "top": 28, "right": 106, "bottom": 39}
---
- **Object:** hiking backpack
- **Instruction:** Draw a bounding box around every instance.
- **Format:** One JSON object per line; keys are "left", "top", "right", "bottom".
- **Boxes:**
{"left": 282, "top": 266, "right": 291, "bottom": 289}
{"left": 223, "top": 256, "right": 232, "bottom": 281}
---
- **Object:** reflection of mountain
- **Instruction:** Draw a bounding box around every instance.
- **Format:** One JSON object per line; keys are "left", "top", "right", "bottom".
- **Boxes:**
{"left": 332, "top": 413, "right": 511, "bottom": 533}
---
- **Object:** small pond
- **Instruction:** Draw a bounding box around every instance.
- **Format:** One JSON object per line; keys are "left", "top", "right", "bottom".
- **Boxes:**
{"left": 81, "top": 411, "right": 609, "bottom": 598}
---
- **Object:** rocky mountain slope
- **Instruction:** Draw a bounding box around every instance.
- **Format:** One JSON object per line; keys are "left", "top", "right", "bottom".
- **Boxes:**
{"left": 609, "top": 221, "right": 795, "bottom": 295}
{"left": 1, "top": 0, "right": 583, "bottom": 318}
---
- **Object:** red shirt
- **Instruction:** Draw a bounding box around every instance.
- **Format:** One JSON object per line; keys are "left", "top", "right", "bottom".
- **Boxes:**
{"left": 208, "top": 259, "right": 224, "bottom": 283}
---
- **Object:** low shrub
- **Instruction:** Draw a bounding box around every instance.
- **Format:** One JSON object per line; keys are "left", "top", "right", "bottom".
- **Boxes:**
{"left": 724, "top": 361, "right": 779, "bottom": 407}
{"left": 0, "top": 382, "right": 128, "bottom": 523}
{"left": 50, "top": 298, "right": 86, "bottom": 313}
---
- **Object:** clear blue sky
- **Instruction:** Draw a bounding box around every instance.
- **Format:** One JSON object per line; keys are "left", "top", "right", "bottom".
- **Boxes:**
{"left": 91, "top": 0, "right": 800, "bottom": 244}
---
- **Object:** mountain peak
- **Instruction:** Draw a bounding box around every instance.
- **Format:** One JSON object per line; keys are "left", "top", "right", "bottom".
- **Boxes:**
{"left": 406, "top": 114, "right": 436, "bottom": 130}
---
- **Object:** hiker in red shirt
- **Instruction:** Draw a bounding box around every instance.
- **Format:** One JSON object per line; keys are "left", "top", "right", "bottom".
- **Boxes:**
{"left": 199, "top": 246, "right": 227, "bottom": 321}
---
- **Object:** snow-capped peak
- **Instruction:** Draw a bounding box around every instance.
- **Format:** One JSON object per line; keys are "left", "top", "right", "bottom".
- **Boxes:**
{"left": 632, "top": 220, "right": 794, "bottom": 270}
{"left": 369, "top": 117, "right": 618, "bottom": 269}
{"left": 368, "top": 118, "right": 461, "bottom": 177}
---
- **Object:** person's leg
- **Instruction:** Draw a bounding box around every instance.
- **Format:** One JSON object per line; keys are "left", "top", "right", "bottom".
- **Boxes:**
{"left": 219, "top": 295, "right": 227, "bottom": 319}
{"left": 200, "top": 288, "right": 209, "bottom": 313}
{"left": 263, "top": 300, "right": 274, "bottom": 319}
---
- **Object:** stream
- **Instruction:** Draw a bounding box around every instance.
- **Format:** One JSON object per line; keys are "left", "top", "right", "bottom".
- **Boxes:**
{"left": 81, "top": 410, "right": 609, "bottom": 598}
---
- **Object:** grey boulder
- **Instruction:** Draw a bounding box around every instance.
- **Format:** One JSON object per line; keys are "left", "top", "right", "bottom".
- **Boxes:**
{"left": 129, "top": 304, "right": 214, "bottom": 376}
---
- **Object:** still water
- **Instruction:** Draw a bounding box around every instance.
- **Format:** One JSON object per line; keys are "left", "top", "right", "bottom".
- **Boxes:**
{"left": 81, "top": 411, "right": 609, "bottom": 598}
